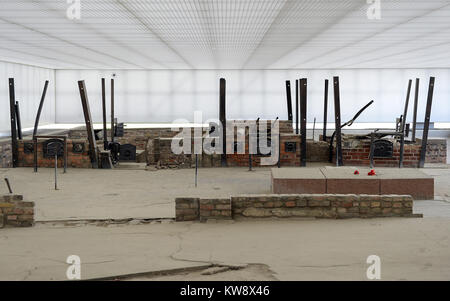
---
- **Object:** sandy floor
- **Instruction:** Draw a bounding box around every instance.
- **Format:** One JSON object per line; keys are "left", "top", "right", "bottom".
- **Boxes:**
{"left": 1, "top": 217, "right": 450, "bottom": 281}
{"left": 1, "top": 165, "right": 449, "bottom": 221}
{"left": 0, "top": 167, "right": 271, "bottom": 221}
{"left": 1, "top": 165, "right": 449, "bottom": 281}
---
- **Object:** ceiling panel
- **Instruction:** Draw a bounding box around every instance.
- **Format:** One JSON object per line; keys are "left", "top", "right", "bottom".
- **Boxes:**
{"left": 0, "top": 0, "right": 449, "bottom": 69}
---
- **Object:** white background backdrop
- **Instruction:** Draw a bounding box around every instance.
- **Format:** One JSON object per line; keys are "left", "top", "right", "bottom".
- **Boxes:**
{"left": 0, "top": 61, "right": 55, "bottom": 134}
{"left": 54, "top": 69, "right": 450, "bottom": 125}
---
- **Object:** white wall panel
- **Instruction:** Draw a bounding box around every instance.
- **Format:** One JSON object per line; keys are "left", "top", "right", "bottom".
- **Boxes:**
{"left": 55, "top": 69, "right": 450, "bottom": 124}
{"left": 0, "top": 61, "right": 55, "bottom": 134}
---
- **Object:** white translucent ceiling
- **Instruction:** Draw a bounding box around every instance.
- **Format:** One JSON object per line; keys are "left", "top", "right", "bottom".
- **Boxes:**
{"left": 0, "top": 0, "right": 449, "bottom": 69}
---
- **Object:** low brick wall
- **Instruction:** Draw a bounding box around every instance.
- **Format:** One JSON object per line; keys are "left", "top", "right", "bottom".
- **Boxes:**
{"left": 0, "top": 195, "right": 34, "bottom": 228}
{"left": 0, "top": 140, "right": 12, "bottom": 168}
{"left": 175, "top": 194, "right": 419, "bottom": 222}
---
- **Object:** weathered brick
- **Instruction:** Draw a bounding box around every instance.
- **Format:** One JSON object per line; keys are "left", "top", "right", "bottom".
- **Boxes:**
{"left": 370, "top": 201, "right": 381, "bottom": 208}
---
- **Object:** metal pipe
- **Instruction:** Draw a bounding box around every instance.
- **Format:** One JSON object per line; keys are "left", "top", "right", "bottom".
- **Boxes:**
{"left": 111, "top": 78, "right": 115, "bottom": 143}
{"left": 15, "top": 101, "right": 22, "bottom": 140}
{"left": 295, "top": 79, "right": 299, "bottom": 134}
{"left": 101, "top": 78, "right": 108, "bottom": 150}
{"left": 300, "top": 78, "right": 307, "bottom": 167}
{"left": 333, "top": 76, "right": 343, "bottom": 166}
{"left": 401, "top": 79, "right": 412, "bottom": 134}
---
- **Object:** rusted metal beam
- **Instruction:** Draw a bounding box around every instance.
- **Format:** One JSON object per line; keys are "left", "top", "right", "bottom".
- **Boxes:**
{"left": 285, "top": 80, "right": 293, "bottom": 121}
{"left": 419, "top": 77, "right": 435, "bottom": 168}
{"left": 219, "top": 78, "right": 227, "bottom": 166}
{"left": 8, "top": 78, "right": 18, "bottom": 168}
{"left": 78, "top": 80, "right": 98, "bottom": 169}
{"left": 323, "top": 79, "right": 329, "bottom": 142}
{"left": 333, "top": 76, "right": 343, "bottom": 166}
{"left": 300, "top": 78, "right": 307, "bottom": 167}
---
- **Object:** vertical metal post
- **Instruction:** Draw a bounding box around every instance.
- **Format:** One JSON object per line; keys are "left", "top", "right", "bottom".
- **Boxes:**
{"left": 401, "top": 79, "right": 412, "bottom": 134}
{"left": 412, "top": 78, "right": 420, "bottom": 142}
{"left": 219, "top": 78, "right": 227, "bottom": 166}
{"left": 15, "top": 102, "right": 22, "bottom": 140}
{"left": 399, "top": 134, "right": 405, "bottom": 168}
{"left": 419, "top": 77, "right": 435, "bottom": 168}
{"left": 9, "top": 78, "right": 18, "bottom": 168}
{"left": 33, "top": 136, "right": 38, "bottom": 172}
{"left": 111, "top": 78, "right": 115, "bottom": 143}
{"left": 300, "top": 78, "right": 307, "bottom": 167}
{"left": 54, "top": 152, "right": 58, "bottom": 190}
{"left": 333, "top": 76, "right": 343, "bottom": 166}
{"left": 369, "top": 132, "right": 375, "bottom": 168}
{"left": 312, "top": 117, "right": 316, "bottom": 141}
{"left": 78, "top": 81, "right": 99, "bottom": 169}
{"left": 102, "top": 78, "right": 108, "bottom": 150}
{"left": 63, "top": 137, "right": 67, "bottom": 173}
{"left": 295, "top": 79, "right": 299, "bottom": 134}
{"left": 195, "top": 154, "right": 198, "bottom": 187}
{"left": 285, "top": 80, "right": 293, "bottom": 121}
{"left": 33, "top": 81, "right": 49, "bottom": 138}
{"left": 323, "top": 79, "right": 329, "bottom": 141}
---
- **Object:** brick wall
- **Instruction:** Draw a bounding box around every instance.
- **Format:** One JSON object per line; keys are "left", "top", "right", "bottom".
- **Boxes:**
{"left": 175, "top": 194, "right": 419, "bottom": 222}
{"left": 0, "top": 140, "right": 12, "bottom": 168}
{"left": 0, "top": 194, "right": 34, "bottom": 228}
{"left": 17, "top": 139, "right": 92, "bottom": 168}
{"left": 337, "top": 138, "right": 447, "bottom": 167}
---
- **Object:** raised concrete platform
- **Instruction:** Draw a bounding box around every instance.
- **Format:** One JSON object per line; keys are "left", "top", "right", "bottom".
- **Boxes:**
{"left": 271, "top": 167, "right": 434, "bottom": 200}
{"left": 271, "top": 168, "right": 326, "bottom": 194}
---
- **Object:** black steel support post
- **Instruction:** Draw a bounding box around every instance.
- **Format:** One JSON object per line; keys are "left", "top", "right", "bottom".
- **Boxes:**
{"left": 101, "top": 78, "right": 108, "bottom": 150}
{"left": 78, "top": 81, "right": 99, "bottom": 168}
{"left": 8, "top": 78, "right": 18, "bottom": 168}
{"left": 333, "top": 76, "right": 343, "bottom": 166}
{"left": 412, "top": 78, "right": 420, "bottom": 142}
{"left": 295, "top": 79, "right": 299, "bottom": 134}
{"left": 219, "top": 78, "right": 227, "bottom": 166}
{"left": 300, "top": 78, "right": 307, "bottom": 167}
{"left": 323, "top": 79, "right": 328, "bottom": 141}
{"left": 111, "top": 78, "right": 115, "bottom": 143}
{"left": 419, "top": 77, "right": 435, "bottom": 168}
{"left": 15, "top": 101, "right": 22, "bottom": 140}
{"left": 33, "top": 80, "right": 49, "bottom": 138}
{"left": 285, "top": 80, "right": 293, "bottom": 121}
{"left": 401, "top": 79, "right": 412, "bottom": 134}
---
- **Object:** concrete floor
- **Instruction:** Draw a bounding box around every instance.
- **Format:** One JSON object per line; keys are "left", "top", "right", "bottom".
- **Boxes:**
{"left": 0, "top": 165, "right": 449, "bottom": 281}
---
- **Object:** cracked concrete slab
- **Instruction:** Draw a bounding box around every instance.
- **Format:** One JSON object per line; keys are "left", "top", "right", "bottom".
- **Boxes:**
{"left": 1, "top": 213, "right": 450, "bottom": 281}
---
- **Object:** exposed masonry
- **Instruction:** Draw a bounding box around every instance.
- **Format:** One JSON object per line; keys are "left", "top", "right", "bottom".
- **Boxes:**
{"left": 0, "top": 194, "right": 34, "bottom": 228}
{"left": 175, "top": 194, "right": 421, "bottom": 222}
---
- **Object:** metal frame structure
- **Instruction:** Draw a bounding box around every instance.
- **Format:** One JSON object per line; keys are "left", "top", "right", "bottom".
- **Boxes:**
{"left": 8, "top": 78, "right": 18, "bottom": 168}
{"left": 295, "top": 79, "right": 299, "bottom": 134}
{"left": 285, "top": 80, "right": 293, "bottom": 121}
{"left": 411, "top": 78, "right": 420, "bottom": 142}
{"left": 78, "top": 80, "right": 98, "bottom": 168}
{"left": 299, "top": 78, "right": 307, "bottom": 167}
{"left": 33, "top": 135, "right": 67, "bottom": 173}
{"left": 323, "top": 79, "right": 329, "bottom": 142}
{"left": 219, "top": 78, "right": 227, "bottom": 166}
{"left": 15, "top": 101, "right": 22, "bottom": 140}
{"left": 101, "top": 78, "right": 108, "bottom": 150}
{"left": 332, "top": 76, "right": 343, "bottom": 166}
{"left": 419, "top": 77, "right": 435, "bottom": 168}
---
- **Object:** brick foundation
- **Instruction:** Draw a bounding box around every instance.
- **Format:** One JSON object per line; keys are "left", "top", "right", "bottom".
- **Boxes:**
{"left": 0, "top": 194, "right": 34, "bottom": 228}
{"left": 175, "top": 194, "right": 420, "bottom": 222}
{"left": 17, "top": 139, "right": 92, "bottom": 168}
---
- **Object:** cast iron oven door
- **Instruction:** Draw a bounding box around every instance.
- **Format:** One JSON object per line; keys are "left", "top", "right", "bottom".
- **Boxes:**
{"left": 43, "top": 138, "right": 64, "bottom": 158}
{"left": 119, "top": 143, "right": 136, "bottom": 161}
{"left": 373, "top": 139, "right": 394, "bottom": 158}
